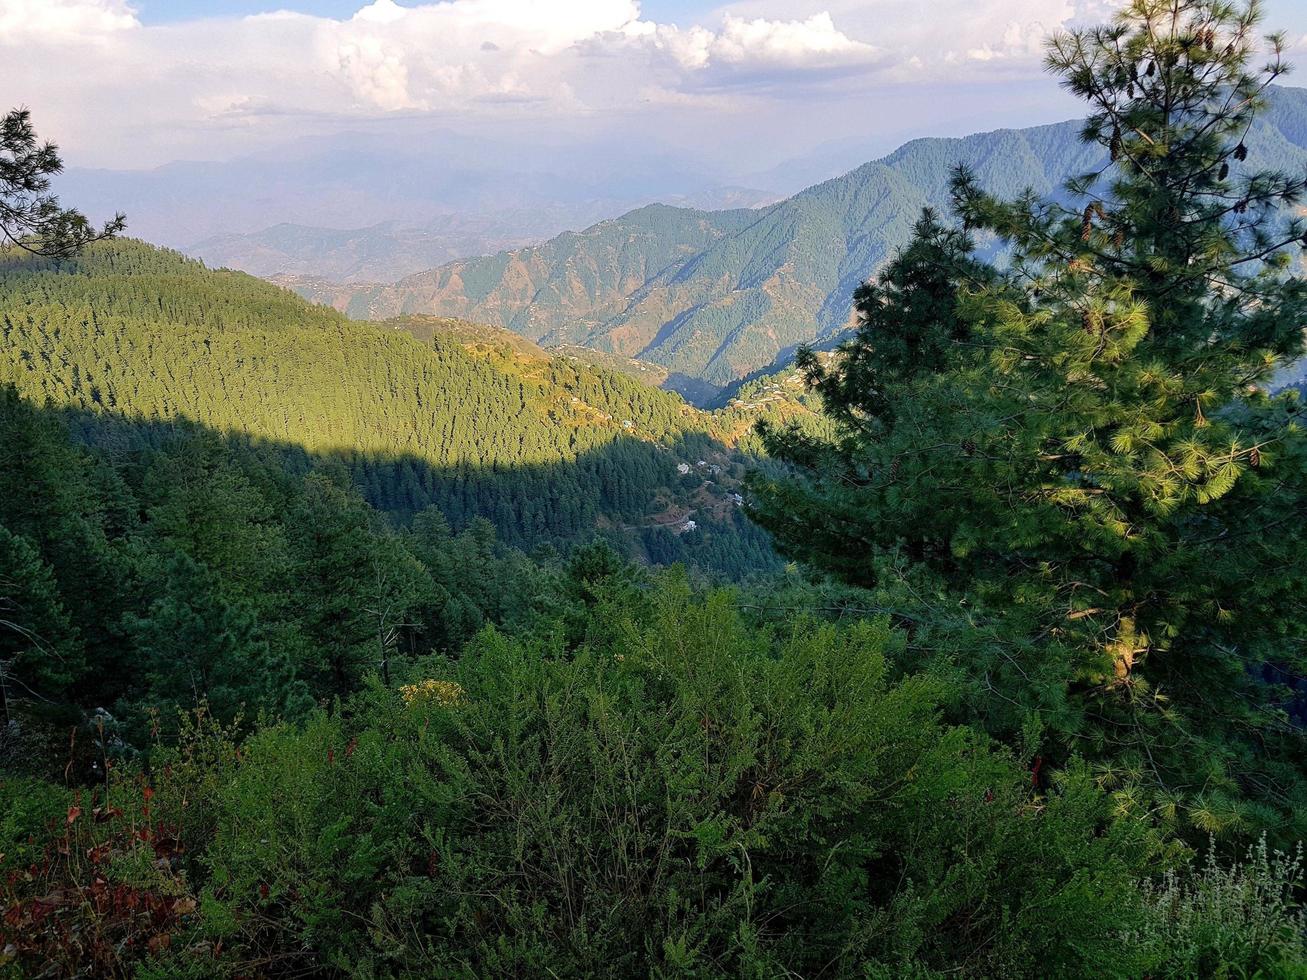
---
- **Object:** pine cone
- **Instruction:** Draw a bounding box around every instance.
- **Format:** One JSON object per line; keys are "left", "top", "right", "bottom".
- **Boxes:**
{"left": 1218, "top": 162, "right": 1229, "bottom": 181}
{"left": 1234, "top": 143, "right": 1247, "bottom": 161}
{"left": 961, "top": 439, "right": 976, "bottom": 456}
{"left": 1249, "top": 447, "right": 1261, "bottom": 468}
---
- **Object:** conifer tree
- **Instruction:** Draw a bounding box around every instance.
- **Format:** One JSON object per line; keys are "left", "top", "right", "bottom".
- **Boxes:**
{"left": 124, "top": 551, "right": 303, "bottom": 725}
{"left": 751, "top": 0, "right": 1307, "bottom": 836}
{"left": 1, "top": 109, "right": 124, "bottom": 256}
{"left": 0, "top": 527, "right": 81, "bottom": 723}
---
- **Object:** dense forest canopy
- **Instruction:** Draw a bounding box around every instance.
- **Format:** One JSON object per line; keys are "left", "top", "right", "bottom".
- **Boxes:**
{"left": 2, "top": 1, "right": 1307, "bottom": 977}
{"left": 0, "top": 240, "right": 793, "bottom": 575}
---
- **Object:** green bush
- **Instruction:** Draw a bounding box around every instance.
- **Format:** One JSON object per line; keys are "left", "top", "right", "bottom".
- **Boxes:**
{"left": 186, "top": 578, "right": 1167, "bottom": 977}
{"left": 0, "top": 776, "right": 70, "bottom": 869}
{"left": 6, "top": 581, "right": 1302, "bottom": 977}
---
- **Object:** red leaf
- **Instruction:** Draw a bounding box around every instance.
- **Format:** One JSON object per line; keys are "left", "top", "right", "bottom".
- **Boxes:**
{"left": 259, "top": 883, "right": 269, "bottom": 899}
{"left": 66, "top": 805, "right": 82, "bottom": 825}
{"left": 143, "top": 785, "right": 155, "bottom": 802}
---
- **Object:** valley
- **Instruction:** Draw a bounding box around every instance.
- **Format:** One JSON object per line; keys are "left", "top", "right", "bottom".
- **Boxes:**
{"left": 3, "top": 5, "right": 1307, "bottom": 973}
{"left": 278, "top": 87, "right": 1307, "bottom": 398}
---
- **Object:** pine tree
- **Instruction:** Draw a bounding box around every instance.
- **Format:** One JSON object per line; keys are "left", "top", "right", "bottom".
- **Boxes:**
{"left": 1, "top": 108, "right": 124, "bottom": 256}
{"left": 0, "top": 526, "right": 82, "bottom": 723}
{"left": 751, "top": 0, "right": 1307, "bottom": 838}
{"left": 124, "top": 551, "right": 304, "bottom": 725}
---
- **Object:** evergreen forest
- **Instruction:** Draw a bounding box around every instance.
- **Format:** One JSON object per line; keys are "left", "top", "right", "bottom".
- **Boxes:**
{"left": 2, "top": 1, "right": 1306, "bottom": 976}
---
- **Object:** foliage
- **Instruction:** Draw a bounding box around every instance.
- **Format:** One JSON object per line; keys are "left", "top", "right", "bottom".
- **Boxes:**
{"left": 0, "top": 383, "right": 576, "bottom": 749}
{"left": 0, "top": 239, "right": 777, "bottom": 576}
{"left": 0, "top": 776, "right": 69, "bottom": 869}
{"left": 0, "top": 108, "right": 124, "bottom": 257}
{"left": 0, "top": 580, "right": 1224, "bottom": 979}
{"left": 1128, "top": 836, "right": 1307, "bottom": 977}
{"left": 752, "top": 0, "right": 1307, "bottom": 839}
{"left": 3, "top": 6, "right": 1306, "bottom": 975}
{"left": 0, "top": 526, "right": 81, "bottom": 722}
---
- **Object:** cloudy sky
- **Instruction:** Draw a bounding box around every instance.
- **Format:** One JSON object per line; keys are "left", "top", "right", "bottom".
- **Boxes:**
{"left": 5, "top": 0, "right": 1307, "bottom": 183}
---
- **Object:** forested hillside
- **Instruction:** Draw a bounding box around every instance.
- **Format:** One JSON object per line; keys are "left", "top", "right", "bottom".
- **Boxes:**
{"left": 0, "top": 241, "right": 781, "bottom": 575}
{"left": 286, "top": 86, "right": 1307, "bottom": 394}
{"left": 3, "top": 3, "right": 1307, "bottom": 977}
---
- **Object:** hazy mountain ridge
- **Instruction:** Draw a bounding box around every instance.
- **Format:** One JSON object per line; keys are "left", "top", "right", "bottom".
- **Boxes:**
{"left": 275, "top": 203, "right": 765, "bottom": 331}
{"left": 58, "top": 129, "right": 781, "bottom": 281}
{"left": 283, "top": 87, "right": 1307, "bottom": 396}
{"left": 189, "top": 187, "right": 783, "bottom": 285}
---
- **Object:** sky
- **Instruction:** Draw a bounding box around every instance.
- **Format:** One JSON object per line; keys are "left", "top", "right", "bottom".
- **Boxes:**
{"left": 4, "top": 0, "right": 1307, "bottom": 181}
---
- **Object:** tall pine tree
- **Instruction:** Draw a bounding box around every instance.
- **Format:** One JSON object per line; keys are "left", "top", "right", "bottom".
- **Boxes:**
{"left": 751, "top": 0, "right": 1307, "bottom": 838}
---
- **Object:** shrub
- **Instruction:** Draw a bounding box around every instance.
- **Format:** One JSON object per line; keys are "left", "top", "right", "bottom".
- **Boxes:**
{"left": 189, "top": 578, "right": 1166, "bottom": 977}
{"left": 0, "top": 776, "right": 198, "bottom": 977}
{"left": 1129, "top": 836, "right": 1307, "bottom": 978}
{"left": 14, "top": 581, "right": 1296, "bottom": 977}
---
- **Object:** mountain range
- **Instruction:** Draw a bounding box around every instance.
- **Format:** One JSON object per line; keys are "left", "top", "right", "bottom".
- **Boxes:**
{"left": 280, "top": 86, "right": 1307, "bottom": 398}
{"left": 58, "top": 129, "right": 782, "bottom": 283}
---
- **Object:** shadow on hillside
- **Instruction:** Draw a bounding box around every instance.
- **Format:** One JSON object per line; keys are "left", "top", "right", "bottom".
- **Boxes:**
{"left": 41, "top": 400, "right": 781, "bottom": 576}
{"left": 661, "top": 373, "right": 722, "bottom": 407}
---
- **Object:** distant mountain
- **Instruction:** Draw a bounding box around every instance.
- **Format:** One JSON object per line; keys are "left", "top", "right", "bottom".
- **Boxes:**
{"left": 274, "top": 202, "right": 763, "bottom": 335}
{"left": 190, "top": 214, "right": 599, "bottom": 284}
{"left": 58, "top": 128, "right": 779, "bottom": 277}
{"left": 189, "top": 187, "right": 782, "bottom": 285}
{"left": 283, "top": 87, "right": 1307, "bottom": 396}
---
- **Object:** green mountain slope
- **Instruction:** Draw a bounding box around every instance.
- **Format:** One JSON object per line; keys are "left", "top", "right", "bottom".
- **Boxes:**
{"left": 0, "top": 241, "right": 782, "bottom": 576}
{"left": 285, "top": 86, "right": 1307, "bottom": 393}
{"left": 278, "top": 203, "right": 760, "bottom": 333}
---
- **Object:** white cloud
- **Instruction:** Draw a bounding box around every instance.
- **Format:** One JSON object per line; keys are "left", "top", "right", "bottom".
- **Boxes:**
{"left": 721, "top": 0, "right": 1124, "bottom": 78}
{"left": 713, "top": 12, "right": 874, "bottom": 66}
{"left": 0, "top": 0, "right": 137, "bottom": 38}
{"left": 33, "top": 0, "right": 1301, "bottom": 171}
{"left": 1, "top": 0, "right": 901, "bottom": 166}
{"left": 615, "top": 11, "right": 879, "bottom": 74}
{"left": 337, "top": 35, "right": 421, "bottom": 111}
